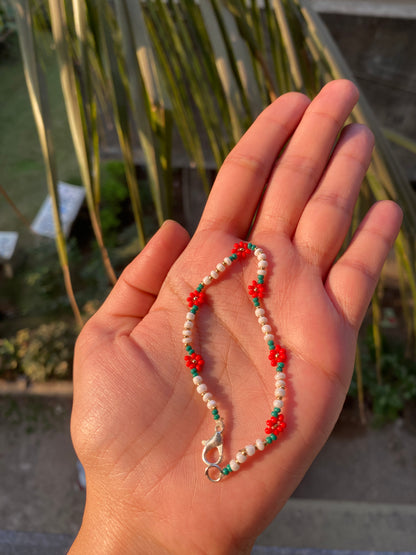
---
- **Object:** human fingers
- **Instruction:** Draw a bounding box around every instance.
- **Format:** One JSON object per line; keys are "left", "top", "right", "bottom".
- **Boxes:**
{"left": 325, "top": 200, "right": 402, "bottom": 329}
{"left": 87, "top": 220, "right": 189, "bottom": 336}
{"left": 292, "top": 123, "right": 374, "bottom": 276}
{"left": 196, "top": 92, "right": 310, "bottom": 237}
{"left": 252, "top": 79, "right": 359, "bottom": 238}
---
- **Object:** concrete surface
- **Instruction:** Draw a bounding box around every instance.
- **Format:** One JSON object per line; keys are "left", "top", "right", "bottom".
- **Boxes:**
{"left": 256, "top": 500, "right": 416, "bottom": 552}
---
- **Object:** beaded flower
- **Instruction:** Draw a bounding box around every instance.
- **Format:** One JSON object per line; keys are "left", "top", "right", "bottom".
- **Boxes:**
{"left": 184, "top": 353, "right": 205, "bottom": 372}
{"left": 268, "top": 347, "right": 287, "bottom": 366}
{"left": 187, "top": 290, "right": 206, "bottom": 308}
{"left": 232, "top": 241, "right": 251, "bottom": 259}
{"left": 248, "top": 280, "right": 265, "bottom": 298}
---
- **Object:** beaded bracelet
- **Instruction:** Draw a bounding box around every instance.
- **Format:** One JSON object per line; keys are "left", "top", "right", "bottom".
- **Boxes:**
{"left": 183, "top": 241, "right": 287, "bottom": 482}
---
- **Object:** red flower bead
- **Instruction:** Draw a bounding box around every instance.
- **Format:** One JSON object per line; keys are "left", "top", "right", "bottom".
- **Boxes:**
{"left": 187, "top": 290, "right": 205, "bottom": 308}
{"left": 248, "top": 280, "right": 265, "bottom": 298}
{"left": 184, "top": 354, "right": 205, "bottom": 372}
{"left": 232, "top": 241, "right": 250, "bottom": 259}
{"left": 268, "top": 346, "right": 287, "bottom": 366}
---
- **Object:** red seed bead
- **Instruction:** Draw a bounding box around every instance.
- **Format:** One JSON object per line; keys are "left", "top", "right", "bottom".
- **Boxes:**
{"left": 266, "top": 419, "right": 273, "bottom": 427}
{"left": 265, "top": 427, "right": 272, "bottom": 434}
{"left": 279, "top": 349, "right": 287, "bottom": 361}
{"left": 278, "top": 414, "right": 284, "bottom": 422}
{"left": 270, "top": 416, "right": 277, "bottom": 425}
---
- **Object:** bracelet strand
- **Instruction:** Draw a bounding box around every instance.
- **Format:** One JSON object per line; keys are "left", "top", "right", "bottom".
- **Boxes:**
{"left": 183, "top": 242, "right": 287, "bottom": 482}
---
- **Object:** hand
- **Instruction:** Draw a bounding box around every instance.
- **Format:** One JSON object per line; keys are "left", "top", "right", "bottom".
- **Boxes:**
{"left": 70, "top": 80, "right": 402, "bottom": 554}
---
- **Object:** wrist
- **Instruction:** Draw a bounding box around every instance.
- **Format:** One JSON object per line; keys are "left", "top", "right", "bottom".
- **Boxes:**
{"left": 69, "top": 496, "right": 162, "bottom": 555}
{"left": 69, "top": 494, "right": 254, "bottom": 555}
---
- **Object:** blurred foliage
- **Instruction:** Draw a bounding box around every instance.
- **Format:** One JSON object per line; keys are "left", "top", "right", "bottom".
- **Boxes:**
{"left": 350, "top": 328, "right": 416, "bottom": 425}
{"left": 0, "top": 0, "right": 14, "bottom": 49}
{"left": 0, "top": 321, "right": 76, "bottom": 382}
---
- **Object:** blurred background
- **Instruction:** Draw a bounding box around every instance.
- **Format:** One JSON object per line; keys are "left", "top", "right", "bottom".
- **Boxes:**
{"left": 0, "top": 1, "right": 415, "bottom": 553}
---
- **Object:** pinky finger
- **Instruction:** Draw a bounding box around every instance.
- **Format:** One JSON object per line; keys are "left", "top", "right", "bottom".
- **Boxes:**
{"left": 325, "top": 200, "right": 403, "bottom": 330}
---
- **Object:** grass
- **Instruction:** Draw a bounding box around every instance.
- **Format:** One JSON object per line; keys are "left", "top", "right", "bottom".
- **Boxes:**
{"left": 0, "top": 34, "right": 79, "bottom": 235}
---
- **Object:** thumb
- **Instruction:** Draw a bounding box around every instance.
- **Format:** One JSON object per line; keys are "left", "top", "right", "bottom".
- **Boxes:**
{"left": 90, "top": 220, "right": 190, "bottom": 335}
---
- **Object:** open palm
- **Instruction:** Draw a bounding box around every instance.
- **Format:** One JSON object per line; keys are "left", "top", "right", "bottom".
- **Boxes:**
{"left": 70, "top": 81, "right": 402, "bottom": 554}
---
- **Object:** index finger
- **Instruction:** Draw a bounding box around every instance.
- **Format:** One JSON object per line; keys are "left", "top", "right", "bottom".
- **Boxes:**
{"left": 196, "top": 92, "right": 310, "bottom": 238}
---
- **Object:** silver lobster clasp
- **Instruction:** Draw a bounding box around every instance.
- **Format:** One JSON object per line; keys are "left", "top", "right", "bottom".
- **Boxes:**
{"left": 202, "top": 427, "right": 223, "bottom": 466}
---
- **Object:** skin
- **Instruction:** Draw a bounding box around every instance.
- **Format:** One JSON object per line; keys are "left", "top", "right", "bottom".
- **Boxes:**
{"left": 69, "top": 80, "right": 403, "bottom": 554}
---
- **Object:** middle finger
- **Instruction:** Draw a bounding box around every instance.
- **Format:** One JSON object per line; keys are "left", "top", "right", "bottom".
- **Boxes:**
{"left": 252, "top": 80, "right": 359, "bottom": 238}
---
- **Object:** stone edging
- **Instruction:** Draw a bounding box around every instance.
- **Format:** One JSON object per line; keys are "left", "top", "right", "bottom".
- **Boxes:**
{"left": 0, "top": 378, "right": 73, "bottom": 396}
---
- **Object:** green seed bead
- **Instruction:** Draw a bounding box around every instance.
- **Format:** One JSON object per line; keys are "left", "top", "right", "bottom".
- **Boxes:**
{"left": 197, "top": 284, "right": 204, "bottom": 292}
{"left": 213, "top": 414, "right": 220, "bottom": 420}
{"left": 272, "top": 408, "right": 280, "bottom": 417}
{"left": 222, "top": 468, "right": 229, "bottom": 475}
{"left": 266, "top": 437, "right": 272, "bottom": 444}
{"left": 230, "top": 253, "right": 238, "bottom": 261}
{"left": 277, "top": 363, "right": 285, "bottom": 369}
{"left": 270, "top": 433, "right": 277, "bottom": 441}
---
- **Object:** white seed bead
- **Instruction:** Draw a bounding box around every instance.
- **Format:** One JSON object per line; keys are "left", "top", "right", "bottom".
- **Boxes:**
{"left": 197, "top": 383, "right": 207, "bottom": 394}
{"left": 276, "top": 380, "right": 286, "bottom": 388}
{"left": 211, "top": 270, "right": 219, "bottom": 279}
{"left": 257, "top": 252, "right": 267, "bottom": 260}
{"left": 203, "top": 275, "right": 211, "bottom": 285}
{"left": 254, "top": 248, "right": 263, "bottom": 257}
{"left": 257, "top": 269, "right": 267, "bottom": 276}
{"left": 245, "top": 444, "right": 256, "bottom": 456}
{"left": 202, "top": 392, "right": 213, "bottom": 403}
{"left": 182, "top": 337, "right": 192, "bottom": 344}
{"left": 264, "top": 333, "right": 274, "bottom": 342}
{"left": 216, "top": 263, "right": 226, "bottom": 272}
{"left": 229, "top": 459, "right": 240, "bottom": 472}
{"left": 273, "top": 399, "right": 284, "bottom": 408}
{"left": 275, "top": 372, "right": 286, "bottom": 380}
{"left": 207, "top": 399, "right": 217, "bottom": 410}
{"left": 184, "top": 320, "right": 193, "bottom": 329}
{"left": 182, "top": 329, "right": 192, "bottom": 336}
{"left": 255, "top": 308, "right": 265, "bottom": 317}
{"left": 236, "top": 452, "right": 247, "bottom": 464}
{"left": 258, "top": 260, "right": 268, "bottom": 269}
{"left": 256, "top": 439, "right": 265, "bottom": 451}
{"left": 258, "top": 316, "right": 268, "bottom": 325}
{"left": 186, "top": 312, "right": 195, "bottom": 321}
{"left": 261, "top": 324, "right": 272, "bottom": 334}
{"left": 275, "top": 388, "right": 286, "bottom": 397}
{"left": 193, "top": 376, "right": 203, "bottom": 385}
{"left": 223, "top": 257, "right": 232, "bottom": 266}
